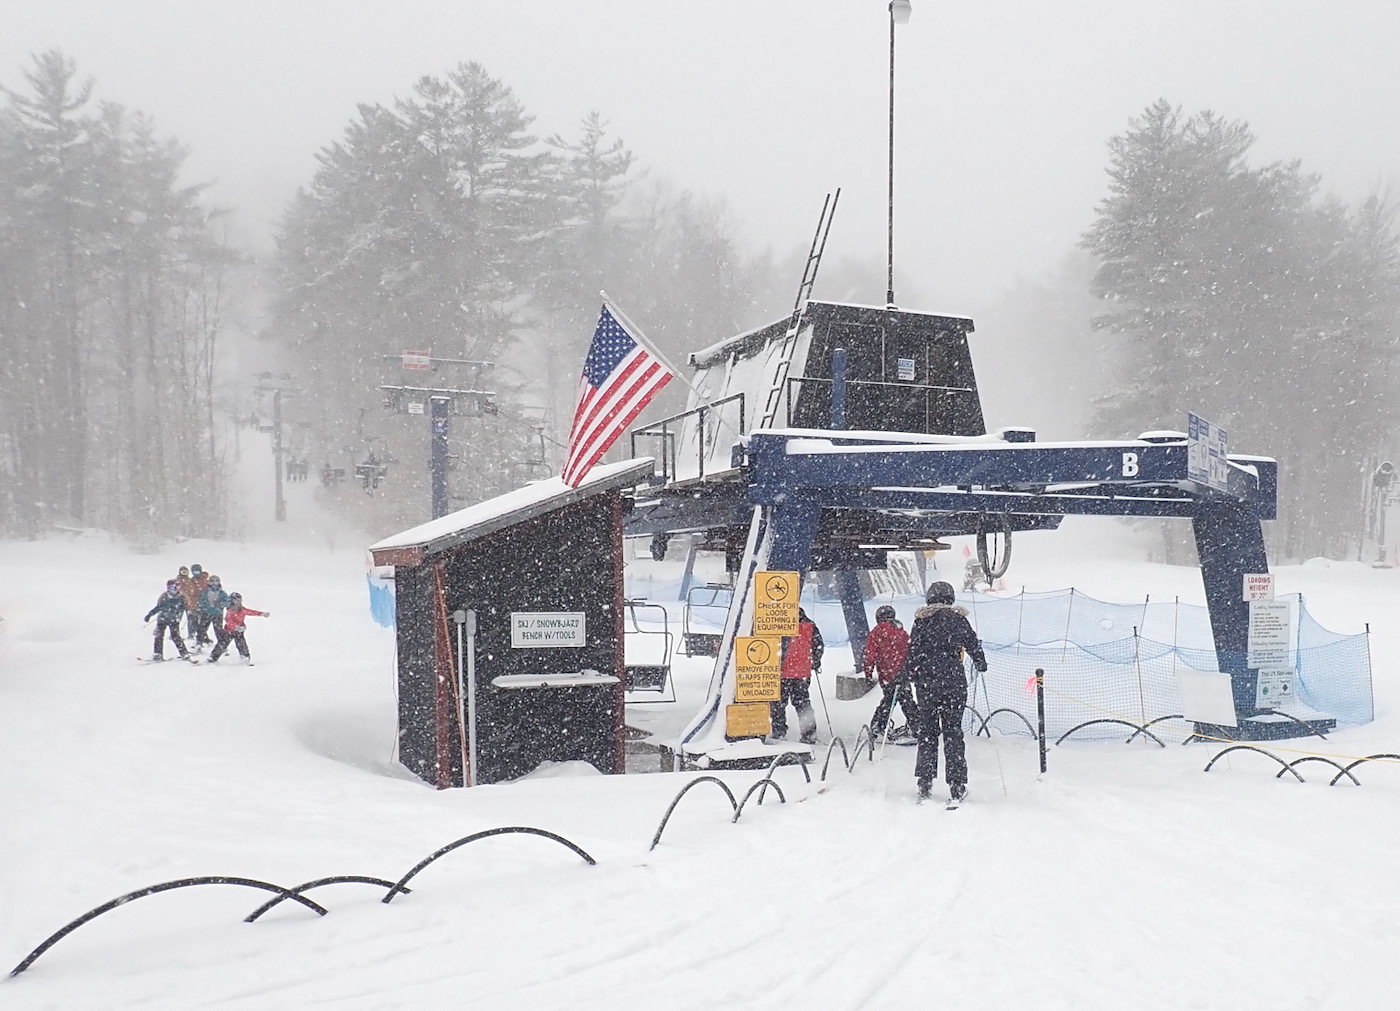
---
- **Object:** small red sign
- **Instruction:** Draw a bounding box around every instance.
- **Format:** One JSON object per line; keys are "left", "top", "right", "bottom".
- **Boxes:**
{"left": 402, "top": 350, "right": 431, "bottom": 371}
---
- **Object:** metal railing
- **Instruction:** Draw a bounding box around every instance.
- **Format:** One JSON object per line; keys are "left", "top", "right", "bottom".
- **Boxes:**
{"left": 783, "top": 376, "right": 976, "bottom": 429}
{"left": 629, "top": 393, "right": 745, "bottom": 484}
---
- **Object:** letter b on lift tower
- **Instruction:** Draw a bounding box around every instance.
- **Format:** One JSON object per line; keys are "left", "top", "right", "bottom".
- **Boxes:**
{"left": 1122, "top": 452, "right": 1139, "bottom": 478}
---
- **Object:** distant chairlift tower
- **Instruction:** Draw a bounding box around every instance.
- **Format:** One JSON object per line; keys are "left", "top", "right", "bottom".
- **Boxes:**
{"left": 380, "top": 351, "right": 497, "bottom": 520}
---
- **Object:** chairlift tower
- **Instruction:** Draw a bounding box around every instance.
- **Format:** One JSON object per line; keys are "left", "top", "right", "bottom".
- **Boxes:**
{"left": 253, "top": 371, "right": 297, "bottom": 521}
{"left": 379, "top": 351, "right": 497, "bottom": 519}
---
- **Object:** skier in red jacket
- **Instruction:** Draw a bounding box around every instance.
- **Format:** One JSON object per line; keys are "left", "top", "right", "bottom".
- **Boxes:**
{"left": 864, "top": 604, "right": 918, "bottom": 737}
{"left": 208, "top": 592, "right": 271, "bottom": 665}
{"left": 770, "top": 607, "right": 824, "bottom": 744}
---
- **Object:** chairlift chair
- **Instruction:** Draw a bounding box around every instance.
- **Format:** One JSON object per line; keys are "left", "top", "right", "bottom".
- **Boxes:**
{"left": 682, "top": 582, "right": 733, "bottom": 657}
{"left": 623, "top": 599, "right": 675, "bottom": 702}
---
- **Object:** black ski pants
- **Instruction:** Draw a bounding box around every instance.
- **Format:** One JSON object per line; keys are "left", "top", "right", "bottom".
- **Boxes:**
{"left": 770, "top": 678, "right": 817, "bottom": 742}
{"left": 912, "top": 682, "right": 967, "bottom": 789}
{"left": 190, "top": 612, "right": 216, "bottom": 645}
{"left": 871, "top": 679, "right": 919, "bottom": 734}
{"left": 209, "top": 629, "right": 249, "bottom": 661}
{"left": 153, "top": 618, "right": 188, "bottom": 658}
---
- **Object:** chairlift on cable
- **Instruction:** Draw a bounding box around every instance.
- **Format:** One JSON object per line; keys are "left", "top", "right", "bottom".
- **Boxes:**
{"left": 355, "top": 450, "right": 389, "bottom": 491}
{"left": 623, "top": 600, "right": 675, "bottom": 702}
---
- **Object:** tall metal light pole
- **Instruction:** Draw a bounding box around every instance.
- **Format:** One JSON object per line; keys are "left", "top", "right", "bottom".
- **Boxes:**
{"left": 887, "top": 0, "right": 912, "bottom": 308}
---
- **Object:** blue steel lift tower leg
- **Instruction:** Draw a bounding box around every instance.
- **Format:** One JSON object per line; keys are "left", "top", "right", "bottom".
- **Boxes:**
{"left": 1192, "top": 499, "right": 1270, "bottom": 717}
{"left": 836, "top": 569, "right": 870, "bottom": 670}
{"left": 766, "top": 501, "right": 821, "bottom": 577}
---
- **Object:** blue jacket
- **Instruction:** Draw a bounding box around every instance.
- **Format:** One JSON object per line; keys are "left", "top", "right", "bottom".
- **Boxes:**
{"left": 145, "top": 588, "right": 186, "bottom": 623}
{"left": 197, "top": 586, "right": 229, "bottom": 617}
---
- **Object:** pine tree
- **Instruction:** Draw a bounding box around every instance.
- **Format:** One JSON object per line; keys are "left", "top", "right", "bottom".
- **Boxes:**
{"left": 0, "top": 51, "right": 231, "bottom": 538}
{"left": 1083, "top": 99, "right": 1400, "bottom": 559}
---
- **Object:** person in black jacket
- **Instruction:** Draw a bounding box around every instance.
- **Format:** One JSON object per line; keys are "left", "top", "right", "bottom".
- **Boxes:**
{"left": 899, "top": 580, "right": 987, "bottom": 803}
{"left": 143, "top": 579, "right": 192, "bottom": 661}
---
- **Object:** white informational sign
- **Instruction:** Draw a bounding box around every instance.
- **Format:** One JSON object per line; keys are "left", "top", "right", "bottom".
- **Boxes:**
{"left": 1174, "top": 670, "right": 1238, "bottom": 727}
{"left": 402, "top": 349, "right": 432, "bottom": 371}
{"left": 1246, "top": 599, "right": 1292, "bottom": 668}
{"left": 1242, "top": 573, "right": 1275, "bottom": 602}
{"left": 897, "top": 358, "right": 916, "bottom": 382}
{"left": 510, "top": 612, "right": 587, "bottom": 648}
{"left": 407, "top": 401, "right": 425, "bottom": 415}
{"left": 1254, "top": 668, "right": 1296, "bottom": 708}
{"left": 1187, "top": 412, "right": 1230, "bottom": 492}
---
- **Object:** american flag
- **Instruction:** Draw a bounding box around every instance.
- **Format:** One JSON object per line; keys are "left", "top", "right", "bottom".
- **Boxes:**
{"left": 561, "top": 304, "right": 674, "bottom": 487}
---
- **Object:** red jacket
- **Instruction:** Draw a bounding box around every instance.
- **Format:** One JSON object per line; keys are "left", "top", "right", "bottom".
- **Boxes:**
{"left": 781, "top": 619, "right": 824, "bottom": 679}
{"left": 863, "top": 619, "right": 909, "bottom": 685}
{"left": 223, "top": 606, "right": 266, "bottom": 634}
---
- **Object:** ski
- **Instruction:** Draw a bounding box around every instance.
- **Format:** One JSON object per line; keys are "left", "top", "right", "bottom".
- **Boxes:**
{"left": 136, "top": 655, "right": 201, "bottom": 666}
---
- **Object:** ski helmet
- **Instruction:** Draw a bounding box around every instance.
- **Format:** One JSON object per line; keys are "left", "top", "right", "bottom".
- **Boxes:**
{"left": 179, "top": 566, "right": 190, "bottom": 577}
{"left": 209, "top": 575, "right": 221, "bottom": 587}
{"left": 228, "top": 592, "right": 242, "bottom": 604}
{"left": 191, "top": 564, "right": 203, "bottom": 575}
{"left": 925, "top": 581, "right": 956, "bottom": 605}
{"left": 166, "top": 579, "right": 179, "bottom": 590}
{"left": 875, "top": 605, "right": 897, "bottom": 622}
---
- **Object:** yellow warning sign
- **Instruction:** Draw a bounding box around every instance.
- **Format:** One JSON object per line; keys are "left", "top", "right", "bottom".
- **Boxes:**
{"left": 734, "top": 636, "right": 782, "bottom": 701}
{"left": 725, "top": 702, "right": 772, "bottom": 739}
{"left": 753, "top": 570, "right": 800, "bottom": 637}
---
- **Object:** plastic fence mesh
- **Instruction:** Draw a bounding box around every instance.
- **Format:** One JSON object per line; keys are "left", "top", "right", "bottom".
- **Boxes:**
{"left": 949, "top": 589, "right": 1373, "bottom": 740}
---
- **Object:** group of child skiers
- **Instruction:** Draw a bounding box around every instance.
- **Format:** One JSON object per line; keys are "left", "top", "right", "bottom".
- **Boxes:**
{"left": 142, "top": 563, "right": 270, "bottom": 664}
{"left": 769, "top": 580, "right": 986, "bottom": 806}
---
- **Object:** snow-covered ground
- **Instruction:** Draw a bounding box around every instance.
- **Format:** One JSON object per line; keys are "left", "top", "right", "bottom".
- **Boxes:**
{"left": 2, "top": 512, "right": 1398, "bottom": 1009}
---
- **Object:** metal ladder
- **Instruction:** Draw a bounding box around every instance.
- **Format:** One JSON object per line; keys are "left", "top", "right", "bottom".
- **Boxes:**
{"left": 755, "top": 189, "right": 840, "bottom": 430}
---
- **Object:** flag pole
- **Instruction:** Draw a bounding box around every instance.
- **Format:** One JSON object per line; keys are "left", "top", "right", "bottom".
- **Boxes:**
{"left": 600, "top": 292, "right": 744, "bottom": 441}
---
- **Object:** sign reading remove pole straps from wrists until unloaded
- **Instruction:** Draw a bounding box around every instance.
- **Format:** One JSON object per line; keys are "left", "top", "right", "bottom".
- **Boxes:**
{"left": 734, "top": 636, "right": 782, "bottom": 701}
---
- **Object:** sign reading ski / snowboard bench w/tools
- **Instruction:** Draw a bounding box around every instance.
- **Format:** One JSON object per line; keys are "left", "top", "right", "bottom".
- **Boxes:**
{"left": 752, "top": 570, "right": 799, "bottom": 636}
{"left": 510, "top": 612, "right": 587, "bottom": 648}
{"left": 734, "top": 636, "right": 782, "bottom": 702}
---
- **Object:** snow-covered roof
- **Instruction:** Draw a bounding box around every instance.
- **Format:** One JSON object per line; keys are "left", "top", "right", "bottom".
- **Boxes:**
{"left": 687, "top": 300, "right": 976, "bottom": 370}
{"left": 369, "top": 458, "right": 654, "bottom": 566}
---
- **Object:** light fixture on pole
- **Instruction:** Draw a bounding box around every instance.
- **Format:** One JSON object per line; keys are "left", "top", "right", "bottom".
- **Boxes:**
{"left": 887, "top": 0, "right": 911, "bottom": 308}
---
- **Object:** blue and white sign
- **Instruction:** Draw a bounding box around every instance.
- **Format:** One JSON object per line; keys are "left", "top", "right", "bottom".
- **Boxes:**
{"left": 897, "top": 358, "right": 916, "bottom": 382}
{"left": 1187, "top": 412, "right": 1229, "bottom": 492}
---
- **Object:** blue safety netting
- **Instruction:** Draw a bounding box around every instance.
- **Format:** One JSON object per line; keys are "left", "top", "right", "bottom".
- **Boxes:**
{"left": 948, "top": 589, "right": 1373, "bottom": 740}
{"left": 367, "top": 573, "right": 396, "bottom": 629}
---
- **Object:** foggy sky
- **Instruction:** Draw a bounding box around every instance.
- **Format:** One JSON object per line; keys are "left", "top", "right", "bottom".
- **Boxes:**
{"left": 4, "top": 0, "right": 1399, "bottom": 319}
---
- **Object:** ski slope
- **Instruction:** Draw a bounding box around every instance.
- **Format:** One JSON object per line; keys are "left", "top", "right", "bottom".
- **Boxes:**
{"left": 2, "top": 520, "right": 1398, "bottom": 1010}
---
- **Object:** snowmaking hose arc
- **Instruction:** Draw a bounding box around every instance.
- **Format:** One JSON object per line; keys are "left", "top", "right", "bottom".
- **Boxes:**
{"left": 8, "top": 877, "right": 330, "bottom": 978}
{"left": 1203, "top": 746, "right": 1400, "bottom": 786}
{"left": 1055, "top": 718, "right": 1168, "bottom": 748}
{"left": 649, "top": 756, "right": 814, "bottom": 851}
{"left": 380, "top": 827, "right": 596, "bottom": 903}
{"left": 8, "top": 825, "right": 596, "bottom": 979}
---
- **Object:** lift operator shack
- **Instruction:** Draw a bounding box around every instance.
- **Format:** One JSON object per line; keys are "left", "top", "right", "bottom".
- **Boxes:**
{"left": 370, "top": 459, "right": 654, "bottom": 788}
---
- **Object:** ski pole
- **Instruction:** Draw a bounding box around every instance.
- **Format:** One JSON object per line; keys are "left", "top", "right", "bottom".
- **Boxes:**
{"left": 877, "top": 678, "right": 903, "bottom": 760}
{"left": 811, "top": 666, "right": 834, "bottom": 740}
